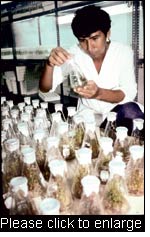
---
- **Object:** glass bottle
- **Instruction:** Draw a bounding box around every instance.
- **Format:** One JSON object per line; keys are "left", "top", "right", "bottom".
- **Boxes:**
{"left": 1, "top": 106, "right": 10, "bottom": 120}
{"left": 44, "top": 136, "right": 62, "bottom": 181}
{"left": 126, "top": 145, "right": 144, "bottom": 196}
{"left": 25, "top": 105, "right": 34, "bottom": 122}
{"left": 55, "top": 103, "right": 66, "bottom": 122}
{"left": 1, "top": 131, "right": 7, "bottom": 161}
{"left": 3, "top": 138, "right": 22, "bottom": 194}
{"left": 39, "top": 198, "right": 60, "bottom": 215}
{"left": 50, "top": 112, "right": 62, "bottom": 137}
{"left": 104, "top": 111, "right": 117, "bottom": 143}
{"left": 67, "top": 106, "right": 76, "bottom": 130}
{"left": 82, "top": 120, "right": 100, "bottom": 159}
{"left": 58, "top": 122, "right": 76, "bottom": 161}
{"left": 21, "top": 112, "right": 33, "bottom": 137}
{"left": 32, "top": 99, "right": 40, "bottom": 117}
{"left": 103, "top": 156, "right": 129, "bottom": 214}
{"left": 77, "top": 175, "right": 102, "bottom": 215}
{"left": 2, "top": 118, "right": 16, "bottom": 139}
{"left": 10, "top": 109, "right": 20, "bottom": 134}
{"left": 17, "top": 121, "right": 33, "bottom": 149}
{"left": 24, "top": 96, "right": 31, "bottom": 106}
{"left": 63, "top": 57, "right": 87, "bottom": 89}
{"left": 73, "top": 115, "right": 85, "bottom": 149}
{"left": 40, "top": 101, "right": 52, "bottom": 124}
{"left": 48, "top": 159, "right": 73, "bottom": 214}
{"left": 22, "top": 147, "right": 46, "bottom": 198}
{"left": 33, "top": 129, "right": 47, "bottom": 176}
{"left": 72, "top": 147, "right": 92, "bottom": 199}
{"left": 113, "top": 126, "right": 130, "bottom": 164}
{"left": 131, "top": 118, "right": 144, "bottom": 145}
{"left": 18, "top": 102, "right": 25, "bottom": 118}
{"left": 95, "top": 137, "right": 113, "bottom": 184}
{"left": 9, "top": 176, "right": 35, "bottom": 215}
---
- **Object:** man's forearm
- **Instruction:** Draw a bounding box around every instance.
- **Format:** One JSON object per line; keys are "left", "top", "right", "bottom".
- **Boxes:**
{"left": 39, "top": 63, "right": 54, "bottom": 92}
{"left": 95, "top": 88, "right": 125, "bottom": 103}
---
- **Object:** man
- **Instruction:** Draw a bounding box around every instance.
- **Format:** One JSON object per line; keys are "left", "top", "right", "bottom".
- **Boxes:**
{"left": 39, "top": 5, "right": 144, "bottom": 135}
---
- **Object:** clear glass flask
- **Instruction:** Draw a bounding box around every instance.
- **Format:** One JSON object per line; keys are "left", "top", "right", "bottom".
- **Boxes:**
{"left": 126, "top": 145, "right": 144, "bottom": 196}
{"left": 103, "top": 156, "right": 129, "bottom": 214}
{"left": 78, "top": 175, "right": 102, "bottom": 215}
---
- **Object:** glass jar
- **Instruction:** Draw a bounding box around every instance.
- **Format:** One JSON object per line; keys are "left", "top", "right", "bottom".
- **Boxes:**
{"left": 24, "top": 96, "right": 31, "bottom": 106}
{"left": 113, "top": 126, "right": 130, "bottom": 164}
{"left": 17, "top": 121, "right": 33, "bottom": 149}
{"left": 33, "top": 129, "right": 47, "bottom": 176}
{"left": 44, "top": 136, "right": 62, "bottom": 181}
{"left": 59, "top": 122, "right": 76, "bottom": 161}
{"left": 126, "top": 145, "right": 144, "bottom": 196}
{"left": 9, "top": 176, "right": 35, "bottom": 215}
{"left": 3, "top": 138, "right": 22, "bottom": 194}
{"left": 103, "top": 157, "right": 129, "bottom": 214}
{"left": 82, "top": 121, "right": 99, "bottom": 159}
{"left": 96, "top": 137, "right": 113, "bottom": 184}
{"left": 22, "top": 147, "right": 46, "bottom": 198}
{"left": 40, "top": 101, "right": 52, "bottom": 124}
{"left": 72, "top": 147, "right": 92, "bottom": 199}
{"left": 48, "top": 159, "right": 73, "bottom": 214}
{"left": 55, "top": 103, "right": 66, "bottom": 122}
{"left": 78, "top": 175, "right": 102, "bottom": 215}
{"left": 50, "top": 112, "right": 63, "bottom": 137}
{"left": 39, "top": 198, "right": 60, "bottom": 215}
{"left": 67, "top": 106, "right": 76, "bottom": 129}
{"left": 104, "top": 112, "right": 117, "bottom": 143}
{"left": 131, "top": 118, "right": 144, "bottom": 145}
{"left": 32, "top": 99, "right": 40, "bottom": 117}
{"left": 63, "top": 58, "right": 87, "bottom": 89}
{"left": 73, "top": 115, "right": 85, "bottom": 149}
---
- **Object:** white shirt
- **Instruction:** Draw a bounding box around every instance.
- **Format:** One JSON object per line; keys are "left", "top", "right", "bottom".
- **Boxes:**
{"left": 51, "top": 41, "right": 137, "bottom": 118}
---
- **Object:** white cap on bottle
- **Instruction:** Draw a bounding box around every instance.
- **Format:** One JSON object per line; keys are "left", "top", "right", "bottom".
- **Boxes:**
{"left": 76, "top": 147, "right": 92, "bottom": 165}
{"left": 33, "top": 129, "right": 46, "bottom": 142}
{"left": 5, "top": 138, "right": 20, "bottom": 152}
{"left": 1, "top": 96, "right": 6, "bottom": 104}
{"left": 48, "top": 159, "right": 67, "bottom": 177}
{"left": 40, "top": 198, "right": 60, "bottom": 215}
{"left": 11, "top": 109, "right": 19, "bottom": 118}
{"left": 32, "top": 99, "right": 39, "bottom": 108}
{"left": 81, "top": 175, "right": 100, "bottom": 197}
{"left": 46, "top": 136, "right": 59, "bottom": 149}
{"left": 40, "top": 102, "right": 48, "bottom": 109}
{"left": 18, "top": 121, "right": 29, "bottom": 136}
{"left": 22, "top": 147, "right": 36, "bottom": 164}
{"left": 55, "top": 103, "right": 63, "bottom": 112}
{"left": 18, "top": 102, "right": 25, "bottom": 111}
{"left": 116, "top": 126, "right": 128, "bottom": 140}
{"left": 107, "top": 111, "right": 117, "bottom": 122}
{"left": 133, "top": 118, "right": 144, "bottom": 130}
{"left": 25, "top": 105, "right": 33, "bottom": 114}
{"left": 24, "top": 96, "right": 31, "bottom": 105}
{"left": 129, "top": 145, "right": 144, "bottom": 160}
{"left": 99, "top": 137, "right": 113, "bottom": 154}
{"left": 7, "top": 100, "right": 14, "bottom": 109}
{"left": 10, "top": 176, "right": 28, "bottom": 196}
{"left": 67, "top": 106, "right": 76, "bottom": 117}
{"left": 109, "top": 157, "right": 126, "bottom": 177}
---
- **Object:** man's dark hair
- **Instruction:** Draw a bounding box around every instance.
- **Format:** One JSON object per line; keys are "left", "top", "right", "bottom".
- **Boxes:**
{"left": 71, "top": 5, "right": 111, "bottom": 38}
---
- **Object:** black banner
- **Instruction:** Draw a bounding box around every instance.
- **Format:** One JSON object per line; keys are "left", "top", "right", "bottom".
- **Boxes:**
{"left": 0, "top": 215, "right": 145, "bottom": 232}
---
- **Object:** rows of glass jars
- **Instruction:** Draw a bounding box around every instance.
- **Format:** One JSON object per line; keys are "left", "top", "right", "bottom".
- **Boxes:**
{"left": 1, "top": 96, "right": 144, "bottom": 215}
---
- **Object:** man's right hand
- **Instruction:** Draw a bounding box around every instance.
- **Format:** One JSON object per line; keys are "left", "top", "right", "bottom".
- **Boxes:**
{"left": 47, "top": 47, "right": 71, "bottom": 67}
